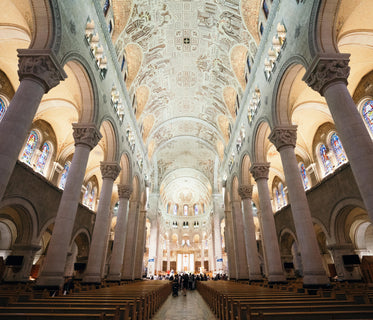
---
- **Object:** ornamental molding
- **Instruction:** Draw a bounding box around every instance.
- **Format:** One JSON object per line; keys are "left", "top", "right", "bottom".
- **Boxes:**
{"left": 17, "top": 49, "right": 66, "bottom": 93}
{"left": 100, "top": 162, "right": 121, "bottom": 180}
{"left": 269, "top": 125, "right": 297, "bottom": 150}
{"left": 250, "top": 163, "right": 270, "bottom": 181}
{"left": 303, "top": 53, "right": 350, "bottom": 96}
{"left": 238, "top": 185, "right": 253, "bottom": 200}
{"left": 117, "top": 184, "right": 133, "bottom": 199}
{"left": 72, "top": 123, "right": 102, "bottom": 149}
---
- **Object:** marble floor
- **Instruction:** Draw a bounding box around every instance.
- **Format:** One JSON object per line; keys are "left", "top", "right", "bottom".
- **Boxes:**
{"left": 152, "top": 288, "right": 217, "bottom": 320}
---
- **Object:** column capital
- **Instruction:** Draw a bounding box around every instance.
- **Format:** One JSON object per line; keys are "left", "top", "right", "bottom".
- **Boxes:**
{"left": 250, "top": 163, "right": 270, "bottom": 181}
{"left": 117, "top": 184, "right": 132, "bottom": 199}
{"left": 100, "top": 161, "right": 121, "bottom": 180}
{"left": 72, "top": 123, "right": 102, "bottom": 149}
{"left": 303, "top": 53, "right": 350, "bottom": 96}
{"left": 238, "top": 184, "right": 253, "bottom": 200}
{"left": 269, "top": 125, "right": 297, "bottom": 150}
{"left": 17, "top": 49, "right": 67, "bottom": 93}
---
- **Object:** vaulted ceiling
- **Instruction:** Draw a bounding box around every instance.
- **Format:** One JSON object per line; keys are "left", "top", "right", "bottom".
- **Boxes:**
{"left": 114, "top": 0, "right": 259, "bottom": 209}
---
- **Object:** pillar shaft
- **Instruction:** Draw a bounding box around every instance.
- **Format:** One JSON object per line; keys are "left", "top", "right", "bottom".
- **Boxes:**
{"left": 37, "top": 124, "right": 101, "bottom": 287}
{"left": 83, "top": 162, "right": 120, "bottom": 283}
{"left": 134, "top": 210, "right": 147, "bottom": 279}
{"left": 239, "top": 185, "right": 262, "bottom": 281}
{"left": 251, "top": 163, "right": 285, "bottom": 283}
{"left": 147, "top": 220, "right": 158, "bottom": 277}
{"left": 107, "top": 185, "right": 132, "bottom": 281}
{"left": 304, "top": 53, "right": 373, "bottom": 220}
{"left": 0, "top": 50, "right": 66, "bottom": 200}
{"left": 213, "top": 211, "right": 223, "bottom": 271}
{"left": 225, "top": 209, "right": 237, "bottom": 279}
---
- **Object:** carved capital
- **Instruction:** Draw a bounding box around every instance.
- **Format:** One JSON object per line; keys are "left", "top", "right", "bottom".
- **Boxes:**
{"left": 17, "top": 49, "right": 67, "bottom": 92}
{"left": 269, "top": 125, "right": 297, "bottom": 150}
{"left": 303, "top": 53, "right": 350, "bottom": 96}
{"left": 100, "top": 162, "right": 121, "bottom": 180}
{"left": 117, "top": 184, "right": 132, "bottom": 199}
{"left": 250, "top": 163, "right": 270, "bottom": 181}
{"left": 238, "top": 185, "right": 253, "bottom": 200}
{"left": 72, "top": 123, "right": 102, "bottom": 149}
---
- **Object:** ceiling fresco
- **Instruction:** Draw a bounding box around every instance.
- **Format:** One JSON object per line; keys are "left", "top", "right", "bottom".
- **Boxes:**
{"left": 114, "top": 0, "right": 257, "bottom": 207}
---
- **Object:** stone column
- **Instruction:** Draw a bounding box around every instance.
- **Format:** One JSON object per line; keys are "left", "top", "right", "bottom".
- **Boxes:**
{"left": 83, "top": 162, "right": 120, "bottom": 283}
{"left": 208, "top": 238, "right": 214, "bottom": 272}
{"left": 147, "top": 219, "right": 158, "bottom": 277}
{"left": 212, "top": 195, "right": 223, "bottom": 272}
{"left": 303, "top": 53, "right": 373, "bottom": 221}
{"left": 134, "top": 209, "right": 147, "bottom": 279}
{"left": 4, "top": 244, "right": 41, "bottom": 282}
{"left": 107, "top": 184, "right": 132, "bottom": 281}
{"left": 231, "top": 198, "right": 250, "bottom": 279}
{"left": 269, "top": 126, "right": 329, "bottom": 286}
{"left": 250, "top": 163, "right": 286, "bottom": 283}
{"left": 225, "top": 209, "right": 237, "bottom": 279}
{"left": 121, "top": 200, "right": 140, "bottom": 280}
{"left": 0, "top": 49, "right": 66, "bottom": 201}
{"left": 238, "top": 185, "right": 262, "bottom": 281}
{"left": 37, "top": 124, "right": 101, "bottom": 288}
{"left": 201, "top": 238, "right": 205, "bottom": 271}
{"left": 166, "top": 240, "right": 171, "bottom": 272}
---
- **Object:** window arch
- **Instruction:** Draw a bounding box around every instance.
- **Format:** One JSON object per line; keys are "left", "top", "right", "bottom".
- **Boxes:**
{"left": 59, "top": 161, "right": 71, "bottom": 190}
{"left": 299, "top": 162, "right": 310, "bottom": 190}
{"left": 35, "top": 142, "right": 51, "bottom": 174}
{"left": 330, "top": 132, "right": 347, "bottom": 165}
{"left": 21, "top": 130, "right": 39, "bottom": 164}
{"left": 319, "top": 143, "right": 333, "bottom": 175}
{"left": 0, "top": 97, "right": 7, "bottom": 122}
{"left": 362, "top": 100, "right": 373, "bottom": 135}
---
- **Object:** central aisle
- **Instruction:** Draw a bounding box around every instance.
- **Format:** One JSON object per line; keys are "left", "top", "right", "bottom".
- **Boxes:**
{"left": 152, "top": 286, "right": 217, "bottom": 320}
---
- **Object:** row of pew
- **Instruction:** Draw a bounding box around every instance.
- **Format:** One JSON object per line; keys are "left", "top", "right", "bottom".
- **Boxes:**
{"left": 197, "top": 280, "right": 373, "bottom": 320}
{"left": 0, "top": 280, "right": 171, "bottom": 319}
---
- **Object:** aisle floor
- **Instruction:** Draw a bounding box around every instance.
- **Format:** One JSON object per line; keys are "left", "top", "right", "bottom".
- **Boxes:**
{"left": 152, "top": 288, "right": 217, "bottom": 320}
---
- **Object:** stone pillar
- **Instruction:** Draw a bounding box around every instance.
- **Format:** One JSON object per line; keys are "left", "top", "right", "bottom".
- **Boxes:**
{"left": 201, "top": 238, "right": 205, "bottom": 271}
{"left": 225, "top": 209, "right": 237, "bottom": 279}
{"left": 328, "top": 244, "right": 361, "bottom": 281}
{"left": 121, "top": 200, "right": 140, "bottom": 280}
{"left": 83, "top": 162, "right": 120, "bottom": 283}
{"left": 238, "top": 185, "right": 262, "bottom": 281}
{"left": 166, "top": 240, "right": 171, "bottom": 272}
{"left": 269, "top": 126, "right": 329, "bottom": 286}
{"left": 208, "top": 238, "right": 214, "bottom": 272}
{"left": 303, "top": 53, "right": 373, "bottom": 221}
{"left": 250, "top": 163, "right": 286, "bottom": 283}
{"left": 134, "top": 209, "right": 147, "bottom": 279}
{"left": 4, "top": 244, "right": 41, "bottom": 282}
{"left": 147, "top": 219, "right": 158, "bottom": 277}
{"left": 107, "top": 185, "right": 132, "bottom": 281}
{"left": 231, "top": 199, "right": 250, "bottom": 279}
{"left": 213, "top": 211, "right": 223, "bottom": 272}
{"left": 0, "top": 49, "right": 66, "bottom": 201}
{"left": 37, "top": 124, "right": 101, "bottom": 288}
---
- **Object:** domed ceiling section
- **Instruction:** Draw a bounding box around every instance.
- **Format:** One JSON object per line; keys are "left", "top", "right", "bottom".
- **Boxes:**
{"left": 114, "top": 0, "right": 257, "bottom": 202}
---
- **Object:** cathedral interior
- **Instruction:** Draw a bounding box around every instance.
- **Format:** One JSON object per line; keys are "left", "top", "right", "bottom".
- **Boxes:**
{"left": 0, "top": 0, "right": 373, "bottom": 300}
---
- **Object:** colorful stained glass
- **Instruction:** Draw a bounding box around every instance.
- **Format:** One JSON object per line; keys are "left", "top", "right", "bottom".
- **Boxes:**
{"left": 195, "top": 205, "right": 198, "bottom": 215}
{"left": 280, "top": 183, "right": 287, "bottom": 206}
{"left": 330, "top": 133, "right": 347, "bottom": 165}
{"left": 275, "top": 188, "right": 281, "bottom": 209}
{"left": 362, "top": 100, "right": 373, "bottom": 134}
{"left": 184, "top": 205, "right": 188, "bottom": 216}
{"left": 83, "top": 183, "right": 91, "bottom": 206}
{"left": 0, "top": 98, "right": 6, "bottom": 122}
{"left": 21, "top": 131, "right": 38, "bottom": 164}
{"left": 88, "top": 187, "right": 96, "bottom": 210}
{"left": 59, "top": 162, "right": 70, "bottom": 189}
{"left": 35, "top": 142, "right": 50, "bottom": 174}
{"left": 319, "top": 144, "right": 333, "bottom": 174}
{"left": 300, "top": 163, "right": 310, "bottom": 190}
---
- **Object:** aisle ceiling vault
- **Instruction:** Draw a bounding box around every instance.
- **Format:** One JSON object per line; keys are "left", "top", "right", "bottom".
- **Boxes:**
{"left": 114, "top": 0, "right": 258, "bottom": 208}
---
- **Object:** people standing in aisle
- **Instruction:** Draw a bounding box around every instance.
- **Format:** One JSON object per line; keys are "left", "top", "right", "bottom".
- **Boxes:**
{"left": 182, "top": 273, "right": 188, "bottom": 296}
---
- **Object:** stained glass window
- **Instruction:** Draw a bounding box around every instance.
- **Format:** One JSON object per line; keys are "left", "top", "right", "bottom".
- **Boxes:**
{"left": 280, "top": 183, "right": 287, "bottom": 206}
{"left": 0, "top": 98, "right": 6, "bottom": 122}
{"left": 319, "top": 144, "right": 333, "bottom": 174}
{"left": 173, "top": 204, "right": 177, "bottom": 215}
{"left": 103, "top": 0, "right": 110, "bottom": 16}
{"left": 88, "top": 187, "right": 96, "bottom": 210}
{"left": 59, "top": 161, "right": 70, "bottom": 189}
{"left": 21, "top": 131, "right": 39, "bottom": 164}
{"left": 83, "top": 183, "right": 91, "bottom": 206}
{"left": 299, "top": 163, "right": 310, "bottom": 190}
{"left": 330, "top": 133, "right": 347, "bottom": 165}
{"left": 184, "top": 205, "right": 188, "bottom": 216}
{"left": 195, "top": 205, "right": 198, "bottom": 215}
{"left": 35, "top": 142, "right": 50, "bottom": 174}
{"left": 275, "top": 188, "right": 281, "bottom": 209}
{"left": 362, "top": 100, "right": 373, "bottom": 134}
{"left": 263, "top": 0, "right": 269, "bottom": 19}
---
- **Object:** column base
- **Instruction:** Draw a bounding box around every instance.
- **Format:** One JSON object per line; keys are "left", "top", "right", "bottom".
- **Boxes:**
{"left": 249, "top": 273, "right": 263, "bottom": 281}
{"left": 36, "top": 273, "right": 64, "bottom": 288}
{"left": 106, "top": 273, "right": 121, "bottom": 282}
{"left": 268, "top": 273, "right": 286, "bottom": 283}
{"left": 82, "top": 274, "right": 102, "bottom": 284}
{"left": 303, "top": 273, "right": 330, "bottom": 287}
